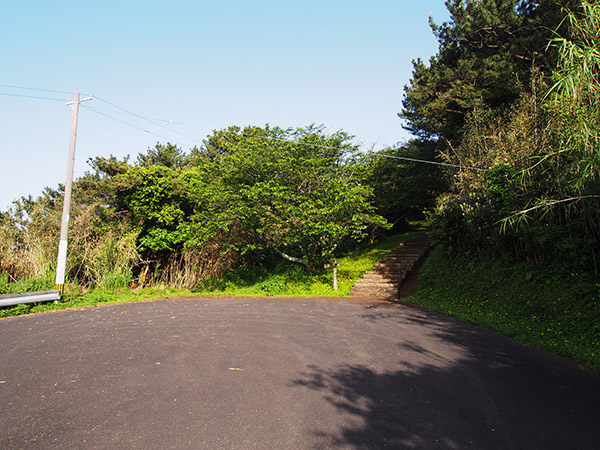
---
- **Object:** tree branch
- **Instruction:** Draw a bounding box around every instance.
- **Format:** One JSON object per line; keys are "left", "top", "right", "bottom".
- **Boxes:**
{"left": 509, "top": 195, "right": 600, "bottom": 218}
{"left": 273, "top": 247, "right": 309, "bottom": 267}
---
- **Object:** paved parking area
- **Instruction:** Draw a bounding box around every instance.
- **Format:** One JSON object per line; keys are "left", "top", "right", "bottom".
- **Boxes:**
{"left": 1, "top": 296, "right": 599, "bottom": 449}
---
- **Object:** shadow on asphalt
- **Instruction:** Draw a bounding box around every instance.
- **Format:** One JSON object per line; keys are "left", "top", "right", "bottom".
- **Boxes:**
{"left": 293, "top": 303, "right": 600, "bottom": 450}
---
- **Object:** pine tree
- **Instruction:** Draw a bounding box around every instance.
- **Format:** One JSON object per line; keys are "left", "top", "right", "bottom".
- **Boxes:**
{"left": 400, "top": 0, "right": 575, "bottom": 144}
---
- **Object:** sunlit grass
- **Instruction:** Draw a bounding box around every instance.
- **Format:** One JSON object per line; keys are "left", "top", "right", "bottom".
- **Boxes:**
{"left": 408, "top": 246, "right": 600, "bottom": 369}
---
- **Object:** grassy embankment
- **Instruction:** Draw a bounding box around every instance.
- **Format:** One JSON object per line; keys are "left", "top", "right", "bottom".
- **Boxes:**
{"left": 408, "top": 245, "right": 600, "bottom": 369}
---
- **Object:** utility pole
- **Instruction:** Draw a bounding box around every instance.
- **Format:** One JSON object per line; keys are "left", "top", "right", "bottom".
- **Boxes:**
{"left": 55, "top": 92, "right": 92, "bottom": 294}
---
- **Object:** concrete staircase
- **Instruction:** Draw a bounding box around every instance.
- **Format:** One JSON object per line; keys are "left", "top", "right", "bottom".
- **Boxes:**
{"left": 349, "top": 232, "right": 431, "bottom": 300}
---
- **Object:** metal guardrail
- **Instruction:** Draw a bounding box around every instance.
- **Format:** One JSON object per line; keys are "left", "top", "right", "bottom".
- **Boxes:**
{"left": 0, "top": 290, "right": 61, "bottom": 308}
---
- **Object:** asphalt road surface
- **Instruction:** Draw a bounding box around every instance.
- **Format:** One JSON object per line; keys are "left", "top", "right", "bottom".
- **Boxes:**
{"left": 1, "top": 296, "right": 599, "bottom": 449}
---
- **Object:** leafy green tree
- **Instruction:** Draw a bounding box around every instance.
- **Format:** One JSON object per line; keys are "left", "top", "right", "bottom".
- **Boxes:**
{"left": 136, "top": 142, "right": 187, "bottom": 168}
{"left": 115, "top": 165, "right": 189, "bottom": 253}
{"left": 74, "top": 155, "right": 131, "bottom": 209}
{"left": 395, "top": 0, "right": 600, "bottom": 269}
{"left": 488, "top": 1, "right": 600, "bottom": 267}
{"left": 551, "top": 1, "right": 600, "bottom": 107}
{"left": 181, "top": 125, "right": 388, "bottom": 271}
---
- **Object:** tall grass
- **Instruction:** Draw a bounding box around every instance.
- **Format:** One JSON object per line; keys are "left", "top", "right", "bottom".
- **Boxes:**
{"left": 0, "top": 215, "right": 58, "bottom": 284}
{"left": 0, "top": 273, "right": 55, "bottom": 295}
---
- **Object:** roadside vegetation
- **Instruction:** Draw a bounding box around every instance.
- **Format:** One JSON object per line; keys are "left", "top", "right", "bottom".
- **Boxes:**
{"left": 0, "top": 232, "right": 412, "bottom": 318}
{"left": 408, "top": 246, "right": 600, "bottom": 369}
{"left": 1, "top": 1, "right": 598, "bottom": 368}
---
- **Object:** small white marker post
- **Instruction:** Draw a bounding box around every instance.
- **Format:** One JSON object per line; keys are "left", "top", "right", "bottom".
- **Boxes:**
{"left": 55, "top": 93, "right": 92, "bottom": 294}
{"left": 325, "top": 260, "right": 343, "bottom": 291}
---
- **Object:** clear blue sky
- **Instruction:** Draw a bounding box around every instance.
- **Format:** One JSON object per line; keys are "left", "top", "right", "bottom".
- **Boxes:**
{"left": 1, "top": 1, "right": 450, "bottom": 211}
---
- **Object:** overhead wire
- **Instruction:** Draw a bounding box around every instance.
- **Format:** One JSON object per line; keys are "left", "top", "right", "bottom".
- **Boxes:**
{"left": 236, "top": 131, "right": 487, "bottom": 172}
{"left": 93, "top": 95, "right": 202, "bottom": 145}
{"left": 0, "top": 83, "right": 84, "bottom": 96}
{"left": 81, "top": 104, "right": 186, "bottom": 147}
{"left": 377, "top": 153, "right": 487, "bottom": 172}
{"left": 2, "top": 84, "right": 486, "bottom": 171}
{"left": 0, "top": 83, "right": 196, "bottom": 145}
{"left": 0, "top": 92, "right": 68, "bottom": 102}
{"left": 77, "top": 104, "right": 186, "bottom": 125}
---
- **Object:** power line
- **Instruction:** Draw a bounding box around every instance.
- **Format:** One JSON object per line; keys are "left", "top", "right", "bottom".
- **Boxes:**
{"left": 93, "top": 95, "right": 202, "bottom": 144}
{"left": 0, "top": 84, "right": 81, "bottom": 96}
{"left": 1, "top": 84, "right": 486, "bottom": 171}
{"left": 238, "top": 130, "right": 487, "bottom": 172}
{"left": 201, "top": 135, "right": 487, "bottom": 177}
{"left": 1, "top": 84, "right": 195, "bottom": 143}
{"left": 377, "top": 153, "right": 487, "bottom": 172}
{"left": 77, "top": 104, "right": 186, "bottom": 125}
{"left": 0, "top": 92, "right": 68, "bottom": 102}
{"left": 81, "top": 104, "right": 186, "bottom": 147}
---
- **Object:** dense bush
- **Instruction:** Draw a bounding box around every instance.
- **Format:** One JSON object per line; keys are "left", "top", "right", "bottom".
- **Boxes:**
{"left": 402, "top": 1, "right": 600, "bottom": 272}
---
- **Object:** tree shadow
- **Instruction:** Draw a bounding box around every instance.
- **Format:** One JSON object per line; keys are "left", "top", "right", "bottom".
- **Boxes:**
{"left": 292, "top": 303, "right": 600, "bottom": 449}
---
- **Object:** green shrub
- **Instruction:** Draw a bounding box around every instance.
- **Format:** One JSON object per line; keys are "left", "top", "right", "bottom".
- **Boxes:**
{"left": 259, "top": 275, "right": 288, "bottom": 295}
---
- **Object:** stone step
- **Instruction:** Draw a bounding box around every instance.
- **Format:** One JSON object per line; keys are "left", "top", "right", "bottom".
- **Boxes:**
{"left": 351, "top": 280, "right": 399, "bottom": 287}
{"left": 349, "top": 287, "right": 398, "bottom": 298}
{"left": 352, "top": 280, "right": 399, "bottom": 289}
{"left": 381, "top": 253, "right": 422, "bottom": 259}
{"left": 372, "top": 266, "right": 408, "bottom": 271}
{"left": 365, "top": 277, "right": 404, "bottom": 284}
{"left": 375, "top": 260, "right": 415, "bottom": 267}
{"left": 351, "top": 282, "right": 398, "bottom": 290}
{"left": 351, "top": 283, "right": 398, "bottom": 290}
{"left": 378, "top": 261, "right": 417, "bottom": 268}
{"left": 365, "top": 272, "right": 406, "bottom": 280}
{"left": 355, "top": 274, "right": 400, "bottom": 282}
{"left": 362, "top": 273, "right": 404, "bottom": 281}
{"left": 349, "top": 232, "right": 431, "bottom": 299}
{"left": 374, "top": 264, "right": 415, "bottom": 272}
{"left": 380, "top": 255, "right": 420, "bottom": 261}
{"left": 376, "top": 259, "right": 417, "bottom": 264}
{"left": 367, "top": 267, "right": 408, "bottom": 274}
{"left": 381, "top": 257, "right": 423, "bottom": 263}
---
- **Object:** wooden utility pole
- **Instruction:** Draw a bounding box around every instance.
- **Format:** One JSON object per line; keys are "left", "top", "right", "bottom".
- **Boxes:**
{"left": 55, "top": 93, "right": 92, "bottom": 294}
